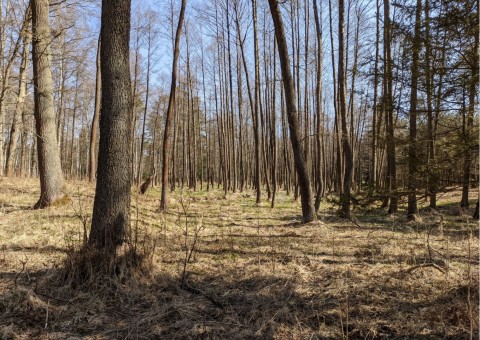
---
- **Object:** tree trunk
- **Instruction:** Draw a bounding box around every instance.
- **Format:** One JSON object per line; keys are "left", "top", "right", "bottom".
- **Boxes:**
{"left": 5, "top": 20, "right": 31, "bottom": 177}
{"left": 460, "top": 21, "right": 478, "bottom": 209}
{"left": 160, "top": 0, "right": 187, "bottom": 211}
{"left": 338, "top": 0, "right": 354, "bottom": 218}
{"left": 407, "top": 0, "right": 421, "bottom": 220}
{"left": 89, "top": 0, "right": 132, "bottom": 252}
{"left": 137, "top": 24, "right": 152, "bottom": 187}
{"left": 371, "top": 0, "right": 380, "bottom": 190}
{"left": 384, "top": 0, "right": 397, "bottom": 214}
{"left": 88, "top": 37, "right": 101, "bottom": 182}
{"left": 252, "top": 0, "right": 262, "bottom": 204}
{"left": 31, "top": 0, "right": 64, "bottom": 209}
{"left": 313, "top": 0, "right": 323, "bottom": 213}
{"left": 268, "top": 0, "right": 316, "bottom": 223}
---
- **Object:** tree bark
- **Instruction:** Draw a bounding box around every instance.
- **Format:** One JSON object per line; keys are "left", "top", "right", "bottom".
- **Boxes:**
{"left": 160, "top": 0, "right": 187, "bottom": 211}
{"left": 268, "top": 0, "right": 316, "bottom": 223}
{"left": 252, "top": 0, "right": 262, "bottom": 204}
{"left": 31, "top": 0, "right": 64, "bottom": 209}
{"left": 384, "top": 0, "right": 397, "bottom": 214}
{"left": 338, "top": 0, "right": 354, "bottom": 218}
{"left": 89, "top": 0, "right": 132, "bottom": 251}
{"left": 407, "top": 0, "right": 422, "bottom": 220}
{"left": 88, "top": 37, "right": 101, "bottom": 182}
{"left": 313, "top": 0, "right": 323, "bottom": 213}
{"left": 5, "top": 17, "right": 31, "bottom": 177}
{"left": 460, "top": 19, "right": 478, "bottom": 209}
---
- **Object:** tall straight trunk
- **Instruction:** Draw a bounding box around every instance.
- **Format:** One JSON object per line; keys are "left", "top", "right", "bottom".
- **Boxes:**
{"left": 171, "top": 101, "right": 178, "bottom": 190}
{"left": 6, "top": 20, "right": 31, "bottom": 176}
{"left": 160, "top": 0, "right": 187, "bottom": 211}
{"left": 431, "top": 29, "right": 447, "bottom": 204}
{"left": 31, "top": 0, "right": 64, "bottom": 209}
{"left": 328, "top": 0, "right": 342, "bottom": 193}
{"left": 88, "top": 37, "right": 101, "bottom": 182}
{"left": 424, "top": 0, "right": 436, "bottom": 208}
{"left": 338, "top": 0, "right": 353, "bottom": 218}
{"left": 252, "top": 0, "right": 262, "bottom": 204}
{"left": 89, "top": 0, "right": 132, "bottom": 253}
{"left": 137, "top": 25, "right": 152, "bottom": 187}
{"left": 150, "top": 100, "right": 161, "bottom": 185}
{"left": 70, "top": 76, "right": 79, "bottom": 177}
{"left": 268, "top": 0, "right": 316, "bottom": 223}
{"left": 19, "top": 111, "right": 29, "bottom": 176}
{"left": 347, "top": 8, "right": 360, "bottom": 190}
{"left": 371, "top": 0, "right": 380, "bottom": 190}
{"left": 461, "top": 26, "right": 479, "bottom": 208}
{"left": 384, "top": 0, "right": 397, "bottom": 213}
{"left": 233, "top": 1, "right": 256, "bottom": 194}
{"left": 236, "top": 34, "right": 244, "bottom": 192}
{"left": 55, "top": 33, "right": 66, "bottom": 146}
{"left": 271, "top": 36, "right": 277, "bottom": 209}
{"left": 407, "top": 0, "right": 422, "bottom": 220}
{"left": 200, "top": 38, "right": 210, "bottom": 191}
{"left": 303, "top": 0, "right": 310, "bottom": 174}
{"left": 226, "top": 1, "right": 236, "bottom": 192}
{"left": 313, "top": 0, "right": 323, "bottom": 212}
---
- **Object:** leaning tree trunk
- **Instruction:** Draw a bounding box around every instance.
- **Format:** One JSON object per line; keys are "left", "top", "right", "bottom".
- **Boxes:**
{"left": 268, "top": 0, "right": 316, "bottom": 223}
{"left": 89, "top": 0, "right": 132, "bottom": 252}
{"left": 5, "top": 19, "right": 31, "bottom": 177}
{"left": 31, "top": 0, "right": 64, "bottom": 209}
{"left": 159, "top": 0, "right": 187, "bottom": 211}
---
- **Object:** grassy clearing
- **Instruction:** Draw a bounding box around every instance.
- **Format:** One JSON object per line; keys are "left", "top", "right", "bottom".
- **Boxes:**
{"left": 0, "top": 177, "right": 478, "bottom": 339}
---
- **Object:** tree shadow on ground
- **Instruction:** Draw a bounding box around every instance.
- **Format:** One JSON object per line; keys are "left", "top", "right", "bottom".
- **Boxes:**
{"left": 1, "top": 260, "right": 478, "bottom": 339}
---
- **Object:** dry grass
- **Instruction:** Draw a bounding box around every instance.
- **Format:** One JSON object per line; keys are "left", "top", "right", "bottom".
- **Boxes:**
{"left": 0, "top": 177, "right": 478, "bottom": 339}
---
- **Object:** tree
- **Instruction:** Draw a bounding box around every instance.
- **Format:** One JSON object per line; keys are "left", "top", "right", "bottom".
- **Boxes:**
{"left": 312, "top": 0, "right": 324, "bottom": 213}
{"left": 338, "top": 0, "right": 354, "bottom": 218}
{"left": 89, "top": 0, "right": 132, "bottom": 252}
{"left": 31, "top": 0, "right": 65, "bottom": 209}
{"left": 268, "top": 0, "right": 316, "bottom": 223}
{"left": 384, "top": 0, "right": 397, "bottom": 214}
{"left": 159, "top": 0, "right": 187, "bottom": 211}
{"left": 407, "top": 0, "right": 422, "bottom": 220}
{"left": 5, "top": 12, "right": 31, "bottom": 177}
{"left": 88, "top": 37, "right": 101, "bottom": 183}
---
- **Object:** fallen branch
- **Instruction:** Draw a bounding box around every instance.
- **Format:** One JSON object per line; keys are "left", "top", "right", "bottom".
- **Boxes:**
{"left": 405, "top": 263, "right": 446, "bottom": 275}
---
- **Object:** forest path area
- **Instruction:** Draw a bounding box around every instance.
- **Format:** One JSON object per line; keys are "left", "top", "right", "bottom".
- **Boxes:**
{"left": 0, "top": 177, "right": 478, "bottom": 339}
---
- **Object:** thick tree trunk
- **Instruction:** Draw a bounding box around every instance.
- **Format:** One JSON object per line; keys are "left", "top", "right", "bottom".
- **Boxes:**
{"left": 268, "top": 0, "right": 316, "bottom": 223}
{"left": 89, "top": 0, "right": 132, "bottom": 251}
{"left": 31, "top": 0, "right": 64, "bottom": 209}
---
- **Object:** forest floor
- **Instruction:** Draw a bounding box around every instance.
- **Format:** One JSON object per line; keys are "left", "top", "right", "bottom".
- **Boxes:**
{"left": 0, "top": 177, "right": 478, "bottom": 339}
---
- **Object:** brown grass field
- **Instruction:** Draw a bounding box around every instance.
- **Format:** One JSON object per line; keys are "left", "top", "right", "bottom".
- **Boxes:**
{"left": 0, "top": 177, "right": 478, "bottom": 339}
